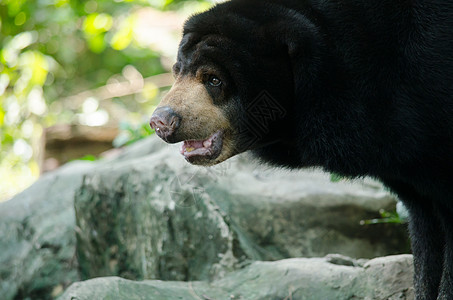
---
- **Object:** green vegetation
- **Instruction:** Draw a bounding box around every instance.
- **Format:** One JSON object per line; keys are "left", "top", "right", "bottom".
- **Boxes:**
{"left": 330, "top": 172, "right": 344, "bottom": 182}
{"left": 0, "top": 0, "right": 214, "bottom": 201}
{"left": 360, "top": 209, "right": 404, "bottom": 225}
{"left": 113, "top": 121, "right": 155, "bottom": 147}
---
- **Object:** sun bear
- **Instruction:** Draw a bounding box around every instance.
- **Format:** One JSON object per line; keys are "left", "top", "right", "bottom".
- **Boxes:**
{"left": 149, "top": 0, "right": 453, "bottom": 299}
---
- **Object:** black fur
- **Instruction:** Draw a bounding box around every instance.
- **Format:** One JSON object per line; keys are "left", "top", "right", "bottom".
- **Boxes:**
{"left": 178, "top": 1, "right": 453, "bottom": 298}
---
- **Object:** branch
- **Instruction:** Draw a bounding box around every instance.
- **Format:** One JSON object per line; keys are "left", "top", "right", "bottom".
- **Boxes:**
{"left": 62, "top": 73, "right": 174, "bottom": 109}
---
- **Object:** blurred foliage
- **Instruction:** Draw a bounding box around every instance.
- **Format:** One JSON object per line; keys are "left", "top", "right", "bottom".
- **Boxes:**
{"left": 113, "top": 120, "right": 155, "bottom": 148}
{"left": 0, "top": 0, "right": 215, "bottom": 201}
{"left": 76, "top": 154, "right": 98, "bottom": 161}
{"left": 330, "top": 172, "right": 344, "bottom": 182}
{"left": 360, "top": 209, "right": 404, "bottom": 225}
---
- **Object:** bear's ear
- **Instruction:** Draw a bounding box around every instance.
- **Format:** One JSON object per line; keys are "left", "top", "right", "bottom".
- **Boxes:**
{"left": 177, "top": 32, "right": 208, "bottom": 68}
{"left": 178, "top": 33, "right": 200, "bottom": 57}
{"left": 265, "top": 15, "right": 325, "bottom": 95}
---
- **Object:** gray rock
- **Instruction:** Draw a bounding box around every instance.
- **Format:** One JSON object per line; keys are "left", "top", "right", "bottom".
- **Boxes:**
{"left": 0, "top": 135, "right": 411, "bottom": 299}
{"left": 0, "top": 161, "right": 95, "bottom": 300}
{"left": 75, "top": 136, "right": 409, "bottom": 282}
{"left": 59, "top": 254, "right": 415, "bottom": 300}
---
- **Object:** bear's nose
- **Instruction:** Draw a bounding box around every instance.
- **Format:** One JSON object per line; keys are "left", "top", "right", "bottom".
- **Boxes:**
{"left": 149, "top": 106, "right": 181, "bottom": 143}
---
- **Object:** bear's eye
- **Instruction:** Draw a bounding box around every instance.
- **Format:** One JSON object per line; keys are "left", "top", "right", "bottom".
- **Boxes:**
{"left": 208, "top": 76, "right": 222, "bottom": 87}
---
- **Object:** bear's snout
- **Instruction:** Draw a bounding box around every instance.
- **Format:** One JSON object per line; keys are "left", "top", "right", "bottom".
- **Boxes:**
{"left": 149, "top": 106, "right": 181, "bottom": 143}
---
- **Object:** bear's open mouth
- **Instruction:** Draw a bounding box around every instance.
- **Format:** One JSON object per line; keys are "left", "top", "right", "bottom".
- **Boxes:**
{"left": 180, "top": 130, "right": 223, "bottom": 162}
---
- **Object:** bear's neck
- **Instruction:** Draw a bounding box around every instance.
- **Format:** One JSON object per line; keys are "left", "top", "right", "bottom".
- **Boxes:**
{"left": 256, "top": 10, "right": 396, "bottom": 177}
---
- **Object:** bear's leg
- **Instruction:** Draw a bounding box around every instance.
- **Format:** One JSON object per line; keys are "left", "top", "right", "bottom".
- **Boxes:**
{"left": 435, "top": 204, "right": 453, "bottom": 300}
{"left": 383, "top": 180, "right": 444, "bottom": 300}
{"left": 406, "top": 202, "right": 444, "bottom": 300}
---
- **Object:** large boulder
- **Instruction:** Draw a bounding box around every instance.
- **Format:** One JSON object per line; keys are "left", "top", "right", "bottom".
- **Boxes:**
{"left": 0, "top": 161, "right": 94, "bottom": 300}
{"left": 60, "top": 254, "right": 414, "bottom": 300}
{"left": 0, "top": 135, "right": 410, "bottom": 299}
{"left": 75, "top": 136, "right": 409, "bottom": 282}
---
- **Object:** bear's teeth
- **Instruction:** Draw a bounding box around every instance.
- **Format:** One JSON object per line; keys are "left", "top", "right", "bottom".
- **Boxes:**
{"left": 203, "top": 140, "right": 212, "bottom": 148}
{"left": 186, "top": 147, "right": 195, "bottom": 152}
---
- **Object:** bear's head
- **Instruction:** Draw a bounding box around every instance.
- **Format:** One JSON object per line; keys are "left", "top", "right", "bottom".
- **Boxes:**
{"left": 150, "top": 1, "right": 322, "bottom": 166}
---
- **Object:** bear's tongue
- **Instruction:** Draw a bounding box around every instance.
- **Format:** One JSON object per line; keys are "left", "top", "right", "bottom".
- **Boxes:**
{"left": 180, "top": 131, "right": 222, "bottom": 159}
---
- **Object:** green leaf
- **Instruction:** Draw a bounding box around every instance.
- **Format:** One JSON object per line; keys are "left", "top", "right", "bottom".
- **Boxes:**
{"left": 83, "top": 13, "right": 113, "bottom": 35}
{"left": 110, "top": 15, "right": 134, "bottom": 50}
{"left": 330, "top": 173, "right": 343, "bottom": 182}
{"left": 77, "top": 154, "right": 98, "bottom": 161}
{"left": 87, "top": 34, "right": 106, "bottom": 53}
{"left": 360, "top": 209, "right": 404, "bottom": 225}
{"left": 0, "top": 110, "right": 4, "bottom": 126}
